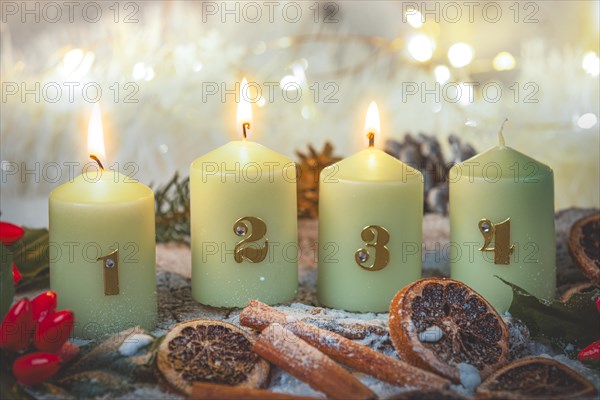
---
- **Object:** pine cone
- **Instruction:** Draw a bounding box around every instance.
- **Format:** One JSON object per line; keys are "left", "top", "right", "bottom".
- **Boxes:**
{"left": 296, "top": 142, "right": 342, "bottom": 218}
{"left": 386, "top": 134, "right": 476, "bottom": 215}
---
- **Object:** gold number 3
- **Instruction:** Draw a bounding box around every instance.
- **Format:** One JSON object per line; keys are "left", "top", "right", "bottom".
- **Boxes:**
{"left": 355, "top": 225, "right": 390, "bottom": 271}
{"left": 233, "top": 216, "right": 269, "bottom": 263}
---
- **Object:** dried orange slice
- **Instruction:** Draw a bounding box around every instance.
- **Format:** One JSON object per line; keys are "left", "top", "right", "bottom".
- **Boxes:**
{"left": 157, "top": 320, "right": 269, "bottom": 394}
{"left": 560, "top": 282, "right": 598, "bottom": 302}
{"left": 389, "top": 278, "right": 509, "bottom": 383}
{"left": 476, "top": 357, "right": 598, "bottom": 399}
{"left": 569, "top": 213, "right": 600, "bottom": 285}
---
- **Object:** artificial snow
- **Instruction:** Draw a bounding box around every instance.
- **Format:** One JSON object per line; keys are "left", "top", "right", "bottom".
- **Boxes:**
{"left": 118, "top": 333, "right": 154, "bottom": 356}
{"left": 418, "top": 325, "right": 444, "bottom": 342}
{"left": 457, "top": 362, "right": 481, "bottom": 392}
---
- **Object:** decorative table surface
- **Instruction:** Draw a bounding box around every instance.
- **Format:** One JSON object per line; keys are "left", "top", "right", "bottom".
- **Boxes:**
{"left": 17, "top": 209, "right": 600, "bottom": 399}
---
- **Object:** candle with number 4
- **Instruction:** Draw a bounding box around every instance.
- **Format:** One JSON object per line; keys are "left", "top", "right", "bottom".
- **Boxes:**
{"left": 49, "top": 104, "right": 157, "bottom": 339}
{"left": 317, "top": 102, "right": 423, "bottom": 312}
{"left": 190, "top": 78, "right": 298, "bottom": 307}
{"left": 450, "top": 121, "right": 555, "bottom": 313}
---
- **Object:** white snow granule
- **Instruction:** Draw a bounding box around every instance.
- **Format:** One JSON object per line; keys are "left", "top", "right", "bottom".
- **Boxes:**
{"left": 457, "top": 362, "right": 481, "bottom": 392}
{"left": 118, "top": 333, "right": 154, "bottom": 356}
{"left": 418, "top": 325, "right": 444, "bottom": 343}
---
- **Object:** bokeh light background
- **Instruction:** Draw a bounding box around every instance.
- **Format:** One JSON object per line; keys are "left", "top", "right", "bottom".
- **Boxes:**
{"left": 1, "top": 0, "right": 598, "bottom": 226}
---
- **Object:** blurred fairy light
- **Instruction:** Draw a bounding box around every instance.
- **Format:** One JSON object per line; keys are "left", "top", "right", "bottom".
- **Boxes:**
{"left": 280, "top": 75, "right": 301, "bottom": 90}
{"left": 257, "top": 96, "right": 266, "bottom": 108}
{"left": 297, "top": 58, "right": 309, "bottom": 70}
{"left": 434, "top": 65, "right": 450, "bottom": 84}
{"left": 493, "top": 52, "right": 516, "bottom": 71}
{"left": 406, "top": 10, "right": 423, "bottom": 29}
{"left": 582, "top": 51, "right": 599, "bottom": 77}
{"left": 280, "top": 61, "right": 307, "bottom": 92}
{"left": 457, "top": 83, "right": 474, "bottom": 107}
{"left": 577, "top": 113, "right": 598, "bottom": 129}
{"left": 408, "top": 34, "right": 434, "bottom": 62}
{"left": 132, "top": 62, "right": 155, "bottom": 81}
{"left": 62, "top": 49, "right": 84, "bottom": 72}
{"left": 278, "top": 37, "right": 292, "bottom": 48}
{"left": 192, "top": 62, "right": 203, "bottom": 72}
{"left": 448, "top": 43, "right": 474, "bottom": 68}
{"left": 159, "top": 144, "right": 169, "bottom": 154}
{"left": 60, "top": 48, "right": 94, "bottom": 78}
{"left": 253, "top": 41, "right": 266, "bottom": 55}
{"left": 301, "top": 106, "right": 311, "bottom": 119}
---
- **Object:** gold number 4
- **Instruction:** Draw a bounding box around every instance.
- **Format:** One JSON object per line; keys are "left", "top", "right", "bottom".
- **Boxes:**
{"left": 355, "top": 225, "right": 390, "bottom": 271}
{"left": 479, "top": 218, "right": 515, "bottom": 265}
{"left": 233, "top": 216, "right": 269, "bottom": 263}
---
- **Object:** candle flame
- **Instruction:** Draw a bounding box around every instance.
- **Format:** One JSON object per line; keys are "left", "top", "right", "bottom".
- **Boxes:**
{"left": 87, "top": 103, "right": 106, "bottom": 168}
{"left": 364, "top": 101, "right": 380, "bottom": 148}
{"left": 237, "top": 78, "right": 252, "bottom": 139}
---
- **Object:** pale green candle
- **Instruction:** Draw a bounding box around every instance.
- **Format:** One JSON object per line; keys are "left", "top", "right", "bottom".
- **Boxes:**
{"left": 190, "top": 79, "right": 297, "bottom": 307}
{"left": 450, "top": 123, "right": 555, "bottom": 313}
{"left": 49, "top": 105, "right": 157, "bottom": 339}
{"left": 318, "top": 102, "right": 423, "bottom": 312}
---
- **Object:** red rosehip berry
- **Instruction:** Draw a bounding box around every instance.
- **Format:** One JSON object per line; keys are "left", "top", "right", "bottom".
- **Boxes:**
{"left": 0, "top": 222, "right": 25, "bottom": 245}
{"left": 12, "top": 352, "right": 61, "bottom": 386}
{"left": 578, "top": 339, "right": 600, "bottom": 361}
{"left": 31, "top": 291, "right": 57, "bottom": 324}
{"left": 0, "top": 298, "right": 33, "bottom": 352}
{"left": 55, "top": 341, "right": 79, "bottom": 364}
{"left": 34, "top": 310, "right": 74, "bottom": 353}
{"left": 12, "top": 264, "right": 22, "bottom": 285}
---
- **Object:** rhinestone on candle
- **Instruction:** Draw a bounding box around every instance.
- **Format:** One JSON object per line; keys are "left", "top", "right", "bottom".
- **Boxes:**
{"left": 480, "top": 221, "right": 492, "bottom": 233}
{"left": 235, "top": 225, "right": 247, "bottom": 236}
{"left": 105, "top": 258, "right": 116, "bottom": 268}
{"left": 357, "top": 250, "right": 369, "bottom": 263}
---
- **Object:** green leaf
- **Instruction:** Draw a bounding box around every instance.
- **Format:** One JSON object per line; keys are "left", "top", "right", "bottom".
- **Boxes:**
{"left": 500, "top": 277, "right": 600, "bottom": 355}
{"left": 0, "top": 245, "right": 14, "bottom": 318}
{"left": 9, "top": 228, "right": 49, "bottom": 286}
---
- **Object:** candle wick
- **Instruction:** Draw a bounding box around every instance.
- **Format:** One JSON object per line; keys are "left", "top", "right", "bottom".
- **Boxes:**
{"left": 498, "top": 118, "right": 508, "bottom": 148}
{"left": 367, "top": 132, "right": 375, "bottom": 148}
{"left": 242, "top": 122, "right": 251, "bottom": 140}
{"left": 90, "top": 155, "right": 105, "bottom": 170}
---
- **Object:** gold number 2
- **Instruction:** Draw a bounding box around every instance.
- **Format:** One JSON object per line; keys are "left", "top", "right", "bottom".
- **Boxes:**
{"left": 233, "top": 216, "right": 269, "bottom": 263}
{"left": 97, "top": 248, "right": 119, "bottom": 296}
{"left": 479, "top": 218, "right": 515, "bottom": 265}
{"left": 355, "top": 225, "right": 390, "bottom": 271}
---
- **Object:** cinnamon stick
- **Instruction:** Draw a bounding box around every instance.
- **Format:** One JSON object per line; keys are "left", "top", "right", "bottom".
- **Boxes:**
{"left": 190, "top": 382, "right": 318, "bottom": 400}
{"left": 240, "top": 300, "right": 450, "bottom": 390}
{"left": 253, "top": 324, "right": 376, "bottom": 400}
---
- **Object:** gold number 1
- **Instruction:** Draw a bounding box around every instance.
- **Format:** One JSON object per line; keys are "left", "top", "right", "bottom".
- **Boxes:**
{"left": 97, "top": 248, "right": 119, "bottom": 296}
{"left": 479, "top": 218, "right": 515, "bottom": 265}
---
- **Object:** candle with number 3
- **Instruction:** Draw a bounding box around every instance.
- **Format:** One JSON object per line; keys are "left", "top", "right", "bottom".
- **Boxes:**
{"left": 190, "top": 78, "right": 298, "bottom": 307}
{"left": 49, "top": 104, "right": 157, "bottom": 339}
{"left": 317, "top": 102, "right": 423, "bottom": 312}
{"left": 450, "top": 121, "right": 555, "bottom": 313}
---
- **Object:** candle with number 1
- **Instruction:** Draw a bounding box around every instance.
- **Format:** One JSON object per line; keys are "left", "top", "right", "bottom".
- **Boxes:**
{"left": 190, "top": 78, "right": 298, "bottom": 307}
{"left": 49, "top": 104, "right": 157, "bottom": 339}
{"left": 318, "top": 102, "right": 423, "bottom": 312}
{"left": 450, "top": 121, "right": 555, "bottom": 313}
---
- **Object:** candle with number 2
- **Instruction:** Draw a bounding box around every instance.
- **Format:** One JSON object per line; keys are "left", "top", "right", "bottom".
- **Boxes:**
{"left": 189, "top": 78, "right": 298, "bottom": 307}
